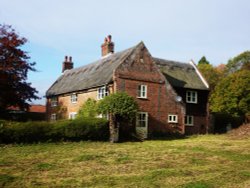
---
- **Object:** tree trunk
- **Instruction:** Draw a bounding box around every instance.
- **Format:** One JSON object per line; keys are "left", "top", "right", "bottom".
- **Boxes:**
{"left": 109, "top": 113, "right": 119, "bottom": 143}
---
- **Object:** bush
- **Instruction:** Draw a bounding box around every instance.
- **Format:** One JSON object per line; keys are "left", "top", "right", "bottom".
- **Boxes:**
{"left": 63, "top": 118, "right": 109, "bottom": 141}
{"left": 0, "top": 118, "right": 109, "bottom": 144}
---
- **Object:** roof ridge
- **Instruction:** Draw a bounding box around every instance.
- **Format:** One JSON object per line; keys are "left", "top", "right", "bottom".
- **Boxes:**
{"left": 64, "top": 42, "right": 143, "bottom": 73}
{"left": 46, "top": 41, "right": 144, "bottom": 97}
{"left": 153, "top": 57, "right": 189, "bottom": 65}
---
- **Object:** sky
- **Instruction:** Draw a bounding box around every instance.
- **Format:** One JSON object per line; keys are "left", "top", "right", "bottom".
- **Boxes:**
{"left": 1, "top": 0, "right": 250, "bottom": 104}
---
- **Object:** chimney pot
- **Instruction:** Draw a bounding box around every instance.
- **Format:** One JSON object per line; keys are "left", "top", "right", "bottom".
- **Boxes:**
{"left": 62, "top": 55, "right": 73, "bottom": 73}
{"left": 101, "top": 35, "right": 114, "bottom": 57}
{"left": 107, "top": 35, "right": 112, "bottom": 42}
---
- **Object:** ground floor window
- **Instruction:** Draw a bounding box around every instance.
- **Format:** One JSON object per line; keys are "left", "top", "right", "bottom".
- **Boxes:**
{"left": 168, "top": 114, "right": 178, "bottom": 123}
{"left": 51, "top": 113, "right": 57, "bottom": 121}
{"left": 97, "top": 114, "right": 109, "bottom": 120}
{"left": 185, "top": 116, "right": 194, "bottom": 126}
{"left": 69, "top": 112, "right": 77, "bottom": 119}
{"left": 136, "top": 112, "right": 148, "bottom": 127}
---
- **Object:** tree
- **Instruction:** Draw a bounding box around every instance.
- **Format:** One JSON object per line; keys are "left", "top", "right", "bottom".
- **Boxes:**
{"left": 197, "top": 63, "right": 223, "bottom": 91}
{"left": 97, "top": 92, "right": 138, "bottom": 143}
{"left": 210, "top": 70, "right": 250, "bottom": 118}
{"left": 0, "top": 24, "right": 39, "bottom": 113}
{"left": 77, "top": 98, "right": 98, "bottom": 118}
{"left": 226, "top": 51, "right": 250, "bottom": 74}
{"left": 198, "top": 56, "right": 210, "bottom": 65}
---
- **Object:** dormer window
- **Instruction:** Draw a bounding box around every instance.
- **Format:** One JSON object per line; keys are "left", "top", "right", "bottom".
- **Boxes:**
{"left": 97, "top": 86, "right": 108, "bottom": 100}
{"left": 186, "top": 91, "right": 198, "bottom": 103}
{"left": 71, "top": 93, "right": 78, "bottom": 103}
{"left": 137, "top": 85, "right": 147, "bottom": 99}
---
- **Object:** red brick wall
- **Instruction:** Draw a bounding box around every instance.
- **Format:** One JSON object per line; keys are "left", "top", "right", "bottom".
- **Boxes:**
{"left": 114, "top": 44, "right": 185, "bottom": 136}
{"left": 185, "top": 115, "right": 208, "bottom": 135}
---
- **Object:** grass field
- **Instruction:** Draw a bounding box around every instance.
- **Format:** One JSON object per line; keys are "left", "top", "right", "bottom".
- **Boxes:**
{"left": 0, "top": 135, "right": 249, "bottom": 187}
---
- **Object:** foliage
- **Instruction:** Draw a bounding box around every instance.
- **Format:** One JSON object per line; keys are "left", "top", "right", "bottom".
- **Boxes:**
{"left": 198, "top": 56, "right": 210, "bottom": 65}
{"left": 226, "top": 51, "right": 250, "bottom": 73}
{"left": 210, "top": 70, "right": 250, "bottom": 117}
{"left": 0, "top": 118, "right": 109, "bottom": 143}
{"left": 0, "top": 24, "right": 39, "bottom": 112}
{"left": 197, "top": 63, "right": 223, "bottom": 91}
{"left": 97, "top": 92, "right": 138, "bottom": 121}
{"left": 77, "top": 98, "right": 98, "bottom": 118}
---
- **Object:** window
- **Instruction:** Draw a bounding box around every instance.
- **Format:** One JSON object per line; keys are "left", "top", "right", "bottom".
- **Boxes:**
{"left": 51, "top": 97, "right": 58, "bottom": 107}
{"left": 168, "top": 114, "right": 178, "bottom": 123}
{"left": 186, "top": 91, "right": 198, "bottom": 103}
{"left": 97, "top": 114, "right": 109, "bottom": 120}
{"left": 97, "top": 86, "right": 108, "bottom": 100}
{"left": 137, "top": 85, "right": 147, "bottom": 98}
{"left": 71, "top": 94, "right": 77, "bottom": 103}
{"left": 51, "top": 113, "right": 57, "bottom": 121}
{"left": 185, "top": 116, "right": 194, "bottom": 126}
{"left": 136, "top": 112, "right": 148, "bottom": 127}
{"left": 69, "top": 112, "right": 77, "bottom": 119}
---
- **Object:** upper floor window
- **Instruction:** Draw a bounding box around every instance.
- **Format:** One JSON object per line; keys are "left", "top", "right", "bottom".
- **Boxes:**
{"left": 136, "top": 112, "right": 148, "bottom": 127}
{"left": 186, "top": 91, "right": 198, "bottom": 103}
{"left": 51, "top": 97, "right": 58, "bottom": 107}
{"left": 185, "top": 116, "right": 194, "bottom": 126}
{"left": 71, "top": 93, "right": 78, "bottom": 103}
{"left": 69, "top": 112, "right": 77, "bottom": 119}
{"left": 168, "top": 114, "right": 178, "bottom": 123}
{"left": 97, "top": 86, "right": 108, "bottom": 100}
{"left": 137, "top": 85, "right": 147, "bottom": 99}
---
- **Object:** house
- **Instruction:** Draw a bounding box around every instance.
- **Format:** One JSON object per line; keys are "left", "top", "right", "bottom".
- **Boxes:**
{"left": 46, "top": 35, "right": 209, "bottom": 138}
{"left": 6, "top": 104, "right": 46, "bottom": 121}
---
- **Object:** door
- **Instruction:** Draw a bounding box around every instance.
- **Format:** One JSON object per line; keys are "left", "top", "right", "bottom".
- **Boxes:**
{"left": 136, "top": 112, "right": 148, "bottom": 139}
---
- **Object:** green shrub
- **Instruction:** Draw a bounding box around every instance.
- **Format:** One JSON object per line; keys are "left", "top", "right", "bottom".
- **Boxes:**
{"left": 0, "top": 118, "right": 109, "bottom": 144}
{"left": 64, "top": 118, "right": 109, "bottom": 141}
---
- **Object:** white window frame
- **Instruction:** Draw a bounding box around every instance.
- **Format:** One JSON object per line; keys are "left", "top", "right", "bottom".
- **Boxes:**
{"left": 51, "top": 113, "right": 57, "bottom": 121}
{"left": 185, "top": 115, "right": 194, "bottom": 126}
{"left": 69, "top": 112, "right": 77, "bottom": 120}
{"left": 168, "top": 114, "right": 178, "bottom": 123}
{"left": 97, "top": 114, "right": 109, "bottom": 120}
{"left": 136, "top": 112, "right": 148, "bottom": 127}
{"left": 137, "top": 85, "right": 147, "bottom": 99}
{"left": 51, "top": 97, "right": 58, "bottom": 107}
{"left": 186, "top": 91, "right": 198, "bottom": 104}
{"left": 97, "top": 86, "right": 108, "bottom": 100}
{"left": 71, "top": 93, "right": 78, "bottom": 103}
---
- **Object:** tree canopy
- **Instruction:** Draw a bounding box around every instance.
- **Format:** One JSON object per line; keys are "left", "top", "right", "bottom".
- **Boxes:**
{"left": 210, "top": 70, "right": 250, "bottom": 117}
{"left": 0, "top": 24, "right": 39, "bottom": 112}
{"left": 198, "top": 56, "right": 210, "bottom": 65}
{"left": 97, "top": 92, "right": 138, "bottom": 120}
{"left": 209, "top": 51, "right": 250, "bottom": 119}
{"left": 197, "top": 63, "right": 222, "bottom": 91}
{"left": 77, "top": 98, "right": 98, "bottom": 118}
{"left": 226, "top": 51, "right": 250, "bottom": 74}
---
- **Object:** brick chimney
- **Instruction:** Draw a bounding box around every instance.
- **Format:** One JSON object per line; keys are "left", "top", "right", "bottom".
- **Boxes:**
{"left": 101, "top": 35, "right": 114, "bottom": 57}
{"left": 62, "top": 56, "right": 73, "bottom": 73}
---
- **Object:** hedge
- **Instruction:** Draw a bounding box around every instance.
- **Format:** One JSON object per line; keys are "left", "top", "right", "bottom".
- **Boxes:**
{"left": 0, "top": 118, "right": 109, "bottom": 144}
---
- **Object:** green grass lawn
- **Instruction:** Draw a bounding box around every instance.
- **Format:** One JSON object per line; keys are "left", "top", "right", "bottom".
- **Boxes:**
{"left": 0, "top": 135, "right": 249, "bottom": 188}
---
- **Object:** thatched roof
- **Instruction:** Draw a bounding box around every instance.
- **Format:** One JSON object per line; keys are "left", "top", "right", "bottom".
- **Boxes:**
{"left": 46, "top": 43, "right": 143, "bottom": 97}
{"left": 154, "top": 58, "right": 209, "bottom": 90}
{"left": 46, "top": 42, "right": 208, "bottom": 97}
